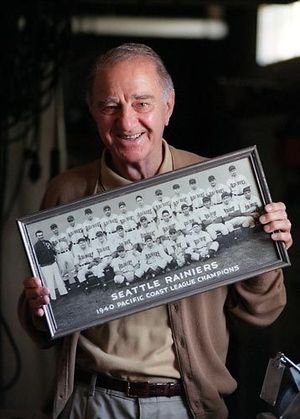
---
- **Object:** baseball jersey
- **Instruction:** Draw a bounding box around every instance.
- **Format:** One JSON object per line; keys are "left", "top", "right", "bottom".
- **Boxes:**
{"left": 152, "top": 197, "right": 173, "bottom": 220}
{"left": 239, "top": 195, "right": 261, "bottom": 214}
{"left": 163, "top": 235, "right": 188, "bottom": 255}
{"left": 226, "top": 175, "right": 249, "bottom": 196}
{"left": 176, "top": 211, "right": 201, "bottom": 234}
{"left": 141, "top": 244, "right": 171, "bottom": 266}
{"left": 137, "top": 224, "right": 159, "bottom": 244}
{"left": 66, "top": 223, "right": 85, "bottom": 246}
{"left": 186, "top": 188, "right": 205, "bottom": 209}
{"left": 91, "top": 239, "right": 113, "bottom": 260}
{"left": 74, "top": 247, "right": 96, "bottom": 267}
{"left": 171, "top": 193, "right": 189, "bottom": 215}
{"left": 186, "top": 231, "right": 213, "bottom": 250}
{"left": 135, "top": 205, "right": 157, "bottom": 224}
{"left": 221, "top": 199, "right": 241, "bottom": 218}
{"left": 100, "top": 214, "right": 119, "bottom": 235}
{"left": 118, "top": 210, "right": 138, "bottom": 232}
{"left": 50, "top": 232, "right": 70, "bottom": 253}
{"left": 207, "top": 183, "right": 229, "bottom": 205}
{"left": 157, "top": 217, "right": 178, "bottom": 239}
{"left": 110, "top": 253, "right": 139, "bottom": 274}
{"left": 198, "top": 205, "right": 225, "bottom": 224}
{"left": 82, "top": 217, "right": 103, "bottom": 241}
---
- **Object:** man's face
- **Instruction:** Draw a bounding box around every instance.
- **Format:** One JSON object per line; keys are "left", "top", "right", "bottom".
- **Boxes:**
{"left": 182, "top": 206, "right": 189, "bottom": 216}
{"left": 223, "top": 196, "right": 230, "bottom": 205}
{"left": 136, "top": 197, "right": 143, "bottom": 207}
{"left": 104, "top": 207, "right": 111, "bottom": 216}
{"left": 230, "top": 168, "right": 237, "bottom": 177}
{"left": 146, "top": 238, "right": 153, "bottom": 248}
{"left": 52, "top": 227, "right": 59, "bottom": 235}
{"left": 245, "top": 190, "right": 251, "bottom": 200}
{"left": 69, "top": 219, "right": 75, "bottom": 227}
{"left": 118, "top": 249, "right": 126, "bottom": 258}
{"left": 36, "top": 232, "right": 44, "bottom": 240}
{"left": 141, "top": 218, "right": 148, "bottom": 227}
{"left": 119, "top": 205, "right": 126, "bottom": 213}
{"left": 89, "top": 58, "right": 174, "bottom": 168}
{"left": 162, "top": 211, "right": 170, "bottom": 222}
{"left": 87, "top": 213, "right": 93, "bottom": 220}
{"left": 210, "top": 179, "right": 216, "bottom": 187}
{"left": 193, "top": 224, "right": 201, "bottom": 233}
{"left": 156, "top": 193, "right": 162, "bottom": 201}
{"left": 79, "top": 240, "right": 86, "bottom": 249}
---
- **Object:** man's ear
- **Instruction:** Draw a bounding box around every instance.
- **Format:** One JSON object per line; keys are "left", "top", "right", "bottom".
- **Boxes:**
{"left": 165, "top": 90, "right": 175, "bottom": 126}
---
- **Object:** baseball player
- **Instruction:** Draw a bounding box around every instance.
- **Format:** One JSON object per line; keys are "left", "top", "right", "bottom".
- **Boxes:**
{"left": 82, "top": 208, "right": 103, "bottom": 243}
{"left": 226, "top": 165, "right": 250, "bottom": 200}
{"left": 152, "top": 189, "right": 173, "bottom": 221}
{"left": 134, "top": 195, "right": 157, "bottom": 225}
{"left": 206, "top": 175, "right": 230, "bottom": 205}
{"left": 176, "top": 203, "right": 202, "bottom": 235}
{"left": 113, "top": 225, "right": 139, "bottom": 256}
{"left": 66, "top": 215, "right": 86, "bottom": 256}
{"left": 186, "top": 178, "right": 205, "bottom": 211}
{"left": 157, "top": 209, "right": 178, "bottom": 242}
{"left": 90, "top": 230, "right": 114, "bottom": 280}
{"left": 137, "top": 215, "right": 159, "bottom": 248}
{"left": 34, "top": 230, "right": 67, "bottom": 300}
{"left": 49, "top": 223, "right": 75, "bottom": 288}
{"left": 239, "top": 186, "right": 262, "bottom": 219}
{"left": 100, "top": 205, "right": 119, "bottom": 238}
{"left": 110, "top": 245, "right": 144, "bottom": 285}
{"left": 73, "top": 238, "right": 97, "bottom": 284}
{"left": 117, "top": 201, "right": 138, "bottom": 242}
{"left": 186, "top": 222, "right": 219, "bottom": 261}
{"left": 198, "top": 195, "right": 229, "bottom": 241}
{"left": 140, "top": 234, "right": 173, "bottom": 277}
{"left": 163, "top": 228, "right": 190, "bottom": 268}
{"left": 221, "top": 191, "right": 255, "bottom": 240}
{"left": 170, "top": 183, "right": 189, "bottom": 216}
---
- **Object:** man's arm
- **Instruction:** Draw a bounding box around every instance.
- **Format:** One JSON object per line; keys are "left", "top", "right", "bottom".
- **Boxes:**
{"left": 226, "top": 201, "right": 292, "bottom": 326}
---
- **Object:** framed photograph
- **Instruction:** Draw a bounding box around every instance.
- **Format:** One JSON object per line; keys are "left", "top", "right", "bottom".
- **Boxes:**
{"left": 17, "top": 146, "right": 290, "bottom": 338}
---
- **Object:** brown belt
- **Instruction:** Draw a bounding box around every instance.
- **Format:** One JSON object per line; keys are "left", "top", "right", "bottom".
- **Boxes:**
{"left": 75, "top": 370, "right": 184, "bottom": 398}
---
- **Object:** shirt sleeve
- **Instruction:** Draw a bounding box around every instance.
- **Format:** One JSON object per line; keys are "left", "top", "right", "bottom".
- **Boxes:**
{"left": 226, "top": 269, "right": 286, "bottom": 326}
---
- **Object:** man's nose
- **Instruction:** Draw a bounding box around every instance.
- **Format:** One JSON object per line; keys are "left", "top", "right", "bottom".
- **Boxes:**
{"left": 117, "top": 106, "right": 137, "bottom": 131}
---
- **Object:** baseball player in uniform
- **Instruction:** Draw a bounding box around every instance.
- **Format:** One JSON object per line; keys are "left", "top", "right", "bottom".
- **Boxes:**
{"left": 170, "top": 183, "right": 189, "bottom": 216}
{"left": 34, "top": 230, "right": 67, "bottom": 300}
{"left": 113, "top": 225, "right": 139, "bottom": 256}
{"left": 198, "top": 195, "right": 229, "bottom": 240}
{"left": 137, "top": 215, "right": 159, "bottom": 248}
{"left": 186, "top": 178, "right": 205, "bottom": 211}
{"left": 239, "top": 186, "right": 262, "bottom": 219}
{"left": 163, "top": 227, "right": 189, "bottom": 268}
{"left": 100, "top": 205, "right": 119, "bottom": 238}
{"left": 206, "top": 175, "right": 230, "bottom": 205}
{"left": 221, "top": 191, "right": 255, "bottom": 240}
{"left": 134, "top": 195, "right": 157, "bottom": 225}
{"left": 157, "top": 209, "right": 178, "bottom": 242}
{"left": 226, "top": 165, "right": 249, "bottom": 201}
{"left": 66, "top": 215, "right": 86, "bottom": 256}
{"left": 82, "top": 208, "right": 103, "bottom": 244}
{"left": 152, "top": 189, "right": 173, "bottom": 222}
{"left": 110, "top": 245, "right": 144, "bottom": 285}
{"left": 140, "top": 234, "right": 173, "bottom": 277}
{"left": 74, "top": 238, "right": 96, "bottom": 284}
{"left": 117, "top": 201, "right": 138, "bottom": 242}
{"left": 176, "top": 203, "right": 202, "bottom": 236}
{"left": 186, "top": 222, "right": 219, "bottom": 261}
{"left": 90, "top": 230, "right": 113, "bottom": 280}
{"left": 49, "top": 223, "right": 75, "bottom": 287}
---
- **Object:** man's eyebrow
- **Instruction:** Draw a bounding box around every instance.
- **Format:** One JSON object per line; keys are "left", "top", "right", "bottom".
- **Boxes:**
{"left": 132, "top": 94, "right": 154, "bottom": 100}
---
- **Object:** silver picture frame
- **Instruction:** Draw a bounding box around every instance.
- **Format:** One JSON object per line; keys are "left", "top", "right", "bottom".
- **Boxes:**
{"left": 17, "top": 146, "right": 290, "bottom": 338}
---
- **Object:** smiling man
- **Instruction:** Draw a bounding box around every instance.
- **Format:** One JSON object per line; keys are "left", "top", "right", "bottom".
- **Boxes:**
{"left": 19, "top": 43, "right": 292, "bottom": 419}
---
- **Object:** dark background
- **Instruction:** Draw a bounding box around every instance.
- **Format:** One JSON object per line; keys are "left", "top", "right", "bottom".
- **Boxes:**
{"left": 1, "top": 1, "right": 300, "bottom": 418}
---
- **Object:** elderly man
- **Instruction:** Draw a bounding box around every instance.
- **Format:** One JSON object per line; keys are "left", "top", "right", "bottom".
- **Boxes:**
{"left": 19, "top": 43, "right": 292, "bottom": 419}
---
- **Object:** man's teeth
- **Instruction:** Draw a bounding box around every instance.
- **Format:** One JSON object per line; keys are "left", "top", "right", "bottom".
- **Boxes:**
{"left": 120, "top": 133, "right": 142, "bottom": 140}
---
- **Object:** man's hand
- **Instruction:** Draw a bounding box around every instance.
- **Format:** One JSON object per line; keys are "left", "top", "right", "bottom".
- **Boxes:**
{"left": 23, "top": 277, "right": 50, "bottom": 317}
{"left": 259, "top": 202, "right": 293, "bottom": 250}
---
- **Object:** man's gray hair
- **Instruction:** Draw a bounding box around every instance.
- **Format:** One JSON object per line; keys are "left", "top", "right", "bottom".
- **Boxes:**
{"left": 87, "top": 43, "right": 174, "bottom": 104}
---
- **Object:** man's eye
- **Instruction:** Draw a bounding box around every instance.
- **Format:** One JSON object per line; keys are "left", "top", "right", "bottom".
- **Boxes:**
{"left": 133, "top": 102, "right": 152, "bottom": 112}
{"left": 98, "top": 104, "right": 118, "bottom": 115}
